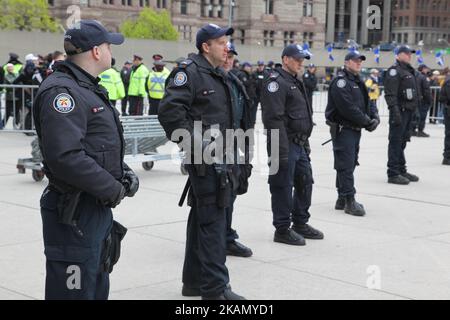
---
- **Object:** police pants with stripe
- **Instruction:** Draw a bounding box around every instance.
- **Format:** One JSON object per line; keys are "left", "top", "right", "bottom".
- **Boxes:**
{"left": 182, "top": 165, "right": 229, "bottom": 298}
{"left": 332, "top": 128, "right": 361, "bottom": 197}
{"left": 40, "top": 189, "right": 113, "bottom": 300}
{"left": 268, "top": 142, "right": 312, "bottom": 231}
{"left": 388, "top": 109, "right": 412, "bottom": 177}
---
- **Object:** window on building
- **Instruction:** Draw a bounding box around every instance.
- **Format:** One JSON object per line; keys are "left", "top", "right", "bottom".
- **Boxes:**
{"left": 405, "top": 0, "right": 410, "bottom": 9}
{"left": 157, "top": 0, "right": 167, "bottom": 8}
{"left": 303, "top": 0, "right": 313, "bottom": 17}
{"left": 397, "top": 33, "right": 401, "bottom": 43}
{"left": 178, "top": 25, "right": 192, "bottom": 41}
{"left": 201, "top": 0, "right": 206, "bottom": 17}
{"left": 265, "top": 0, "right": 274, "bottom": 15}
{"left": 270, "top": 31, "right": 275, "bottom": 46}
{"left": 303, "top": 32, "right": 314, "bottom": 48}
{"left": 217, "top": 0, "right": 224, "bottom": 18}
{"left": 399, "top": 0, "right": 404, "bottom": 9}
{"left": 399, "top": 16, "right": 403, "bottom": 26}
{"left": 437, "top": 17, "right": 440, "bottom": 28}
{"left": 139, "top": 0, "right": 143, "bottom": 6}
{"left": 404, "top": 33, "right": 408, "bottom": 43}
{"left": 180, "top": 0, "right": 188, "bottom": 14}
{"left": 128, "top": 0, "right": 132, "bottom": 5}
{"left": 263, "top": 30, "right": 269, "bottom": 46}
{"left": 48, "top": 0, "right": 54, "bottom": 6}
{"left": 404, "top": 16, "right": 409, "bottom": 27}
{"left": 240, "top": 30, "right": 245, "bottom": 45}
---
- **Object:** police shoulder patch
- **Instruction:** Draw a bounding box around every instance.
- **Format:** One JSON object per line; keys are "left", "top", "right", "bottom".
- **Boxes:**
{"left": 336, "top": 79, "right": 347, "bottom": 88}
{"left": 267, "top": 81, "right": 279, "bottom": 93}
{"left": 173, "top": 71, "right": 188, "bottom": 86}
{"left": 53, "top": 93, "right": 75, "bottom": 114}
{"left": 389, "top": 68, "right": 397, "bottom": 77}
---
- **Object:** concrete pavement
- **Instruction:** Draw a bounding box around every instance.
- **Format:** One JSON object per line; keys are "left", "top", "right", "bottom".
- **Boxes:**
{"left": 0, "top": 115, "right": 449, "bottom": 300}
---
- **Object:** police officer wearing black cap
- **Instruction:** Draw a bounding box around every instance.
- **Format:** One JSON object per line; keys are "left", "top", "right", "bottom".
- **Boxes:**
{"left": 261, "top": 44, "right": 324, "bottom": 246}
{"left": 303, "top": 63, "right": 318, "bottom": 110}
{"left": 384, "top": 45, "right": 420, "bottom": 185}
{"left": 326, "top": 51, "right": 380, "bottom": 217}
{"left": 158, "top": 23, "right": 245, "bottom": 300}
{"left": 412, "top": 64, "right": 432, "bottom": 137}
{"left": 33, "top": 20, "right": 139, "bottom": 299}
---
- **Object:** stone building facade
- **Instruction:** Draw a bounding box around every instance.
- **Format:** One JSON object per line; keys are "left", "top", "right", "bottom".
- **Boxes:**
{"left": 47, "top": 0, "right": 327, "bottom": 48}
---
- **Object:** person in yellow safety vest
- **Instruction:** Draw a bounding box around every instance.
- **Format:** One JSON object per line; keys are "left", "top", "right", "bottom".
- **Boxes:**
{"left": 99, "top": 58, "right": 125, "bottom": 107}
{"left": 127, "top": 54, "right": 149, "bottom": 115}
{"left": 365, "top": 68, "right": 380, "bottom": 111}
{"left": 147, "top": 59, "right": 170, "bottom": 115}
{"left": 1, "top": 53, "right": 23, "bottom": 84}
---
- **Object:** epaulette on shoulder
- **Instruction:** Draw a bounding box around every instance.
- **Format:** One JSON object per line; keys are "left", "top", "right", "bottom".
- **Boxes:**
{"left": 269, "top": 71, "right": 280, "bottom": 80}
{"left": 336, "top": 71, "right": 345, "bottom": 78}
{"left": 179, "top": 59, "right": 193, "bottom": 69}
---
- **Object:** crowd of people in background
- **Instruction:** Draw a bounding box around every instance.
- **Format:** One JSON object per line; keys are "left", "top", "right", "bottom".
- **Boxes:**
{"left": 0, "top": 51, "right": 449, "bottom": 132}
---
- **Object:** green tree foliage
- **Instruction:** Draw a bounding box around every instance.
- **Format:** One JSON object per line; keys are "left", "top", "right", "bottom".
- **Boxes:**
{"left": 0, "top": 0, "right": 59, "bottom": 32}
{"left": 120, "top": 8, "right": 178, "bottom": 41}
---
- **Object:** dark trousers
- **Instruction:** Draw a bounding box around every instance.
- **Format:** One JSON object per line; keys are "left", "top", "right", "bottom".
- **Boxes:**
{"left": 269, "top": 142, "right": 312, "bottom": 231}
{"left": 333, "top": 128, "right": 361, "bottom": 197}
{"left": 40, "top": 189, "right": 112, "bottom": 300}
{"left": 128, "top": 96, "right": 144, "bottom": 116}
{"left": 388, "top": 109, "right": 413, "bottom": 177}
{"left": 5, "top": 100, "right": 20, "bottom": 126}
{"left": 444, "top": 107, "right": 450, "bottom": 159}
{"left": 225, "top": 194, "right": 238, "bottom": 244}
{"left": 251, "top": 98, "right": 259, "bottom": 126}
{"left": 121, "top": 96, "right": 128, "bottom": 114}
{"left": 418, "top": 105, "right": 430, "bottom": 132}
{"left": 182, "top": 165, "right": 229, "bottom": 298}
{"left": 148, "top": 97, "right": 161, "bottom": 115}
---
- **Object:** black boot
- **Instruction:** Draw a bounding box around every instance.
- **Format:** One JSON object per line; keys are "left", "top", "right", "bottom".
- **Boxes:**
{"left": 401, "top": 172, "right": 419, "bottom": 182}
{"left": 274, "top": 228, "right": 306, "bottom": 246}
{"left": 344, "top": 196, "right": 366, "bottom": 216}
{"left": 226, "top": 241, "right": 253, "bottom": 257}
{"left": 292, "top": 224, "right": 324, "bottom": 239}
{"left": 202, "top": 286, "right": 246, "bottom": 300}
{"left": 388, "top": 175, "right": 410, "bottom": 185}
{"left": 182, "top": 284, "right": 201, "bottom": 297}
{"left": 443, "top": 158, "right": 450, "bottom": 165}
{"left": 335, "top": 197, "right": 345, "bottom": 210}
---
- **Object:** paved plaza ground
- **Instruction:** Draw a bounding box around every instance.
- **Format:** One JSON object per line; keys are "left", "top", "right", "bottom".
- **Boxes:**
{"left": 0, "top": 113, "right": 449, "bottom": 300}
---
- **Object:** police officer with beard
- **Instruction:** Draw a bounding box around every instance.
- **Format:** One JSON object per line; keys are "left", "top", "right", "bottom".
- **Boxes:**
{"left": 33, "top": 20, "right": 139, "bottom": 299}
{"left": 261, "top": 44, "right": 324, "bottom": 246}
{"left": 326, "top": 51, "right": 379, "bottom": 217}
{"left": 384, "top": 45, "right": 420, "bottom": 185}
{"left": 158, "top": 24, "right": 245, "bottom": 300}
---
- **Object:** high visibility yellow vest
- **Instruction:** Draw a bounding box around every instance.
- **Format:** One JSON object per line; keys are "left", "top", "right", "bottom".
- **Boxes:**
{"left": 147, "top": 67, "right": 170, "bottom": 99}
{"left": 3, "top": 63, "right": 23, "bottom": 75}
{"left": 99, "top": 68, "right": 125, "bottom": 101}
{"left": 128, "top": 63, "right": 149, "bottom": 97}
{"left": 365, "top": 78, "right": 380, "bottom": 101}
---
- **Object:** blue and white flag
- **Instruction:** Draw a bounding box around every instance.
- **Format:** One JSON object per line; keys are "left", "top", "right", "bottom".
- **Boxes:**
{"left": 327, "top": 44, "right": 334, "bottom": 62}
{"left": 416, "top": 49, "right": 424, "bottom": 64}
{"left": 436, "top": 50, "right": 444, "bottom": 67}
{"left": 373, "top": 46, "right": 380, "bottom": 64}
{"left": 302, "top": 43, "right": 313, "bottom": 57}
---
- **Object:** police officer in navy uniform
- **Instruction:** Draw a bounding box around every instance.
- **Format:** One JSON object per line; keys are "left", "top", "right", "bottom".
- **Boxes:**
{"left": 384, "top": 45, "right": 420, "bottom": 185}
{"left": 261, "top": 44, "right": 324, "bottom": 246}
{"left": 222, "top": 41, "right": 253, "bottom": 258}
{"left": 33, "top": 20, "right": 139, "bottom": 300}
{"left": 440, "top": 72, "right": 450, "bottom": 165}
{"left": 302, "top": 63, "right": 318, "bottom": 110}
{"left": 158, "top": 24, "right": 245, "bottom": 300}
{"left": 326, "top": 51, "right": 380, "bottom": 217}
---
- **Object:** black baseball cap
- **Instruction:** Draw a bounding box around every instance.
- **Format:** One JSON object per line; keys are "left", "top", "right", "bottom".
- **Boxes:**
{"left": 418, "top": 64, "right": 429, "bottom": 71}
{"left": 396, "top": 45, "right": 416, "bottom": 55}
{"left": 196, "top": 24, "right": 234, "bottom": 51}
{"left": 282, "top": 44, "right": 311, "bottom": 60}
{"left": 64, "top": 20, "right": 124, "bottom": 56}
{"left": 345, "top": 51, "right": 366, "bottom": 61}
{"left": 227, "top": 42, "right": 238, "bottom": 55}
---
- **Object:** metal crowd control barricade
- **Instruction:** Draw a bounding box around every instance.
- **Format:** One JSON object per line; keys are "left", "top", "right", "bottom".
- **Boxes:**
{"left": 0, "top": 84, "right": 38, "bottom": 134}
{"left": 121, "top": 115, "right": 186, "bottom": 174}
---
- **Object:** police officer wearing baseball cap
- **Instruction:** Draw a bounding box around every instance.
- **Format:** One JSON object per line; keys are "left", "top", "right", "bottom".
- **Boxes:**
{"left": 33, "top": 20, "right": 139, "bottom": 299}
{"left": 384, "top": 45, "right": 420, "bottom": 185}
{"left": 261, "top": 44, "right": 324, "bottom": 245}
{"left": 159, "top": 23, "right": 245, "bottom": 300}
{"left": 325, "top": 51, "right": 380, "bottom": 217}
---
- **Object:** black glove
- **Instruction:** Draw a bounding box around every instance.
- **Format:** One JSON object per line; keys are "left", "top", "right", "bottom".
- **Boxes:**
{"left": 122, "top": 168, "right": 139, "bottom": 197}
{"left": 366, "top": 118, "right": 380, "bottom": 132}
{"left": 304, "top": 140, "right": 311, "bottom": 156}
{"left": 390, "top": 106, "right": 402, "bottom": 126}
{"left": 107, "top": 186, "right": 126, "bottom": 208}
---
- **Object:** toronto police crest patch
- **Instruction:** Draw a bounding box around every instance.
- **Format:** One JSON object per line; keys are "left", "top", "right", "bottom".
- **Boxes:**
{"left": 337, "top": 79, "right": 346, "bottom": 88}
{"left": 174, "top": 72, "right": 187, "bottom": 86}
{"left": 267, "top": 81, "right": 279, "bottom": 93}
{"left": 52, "top": 93, "right": 75, "bottom": 113}
{"left": 389, "top": 69, "right": 397, "bottom": 77}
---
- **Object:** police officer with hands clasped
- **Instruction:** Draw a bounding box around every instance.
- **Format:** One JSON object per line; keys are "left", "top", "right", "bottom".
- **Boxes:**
{"left": 261, "top": 44, "right": 324, "bottom": 246}
{"left": 158, "top": 24, "right": 245, "bottom": 300}
{"left": 325, "top": 51, "right": 380, "bottom": 217}
{"left": 384, "top": 45, "right": 420, "bottom": 185}
{"left": 33, "top": 20, "right": 139, "bottom": 299}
